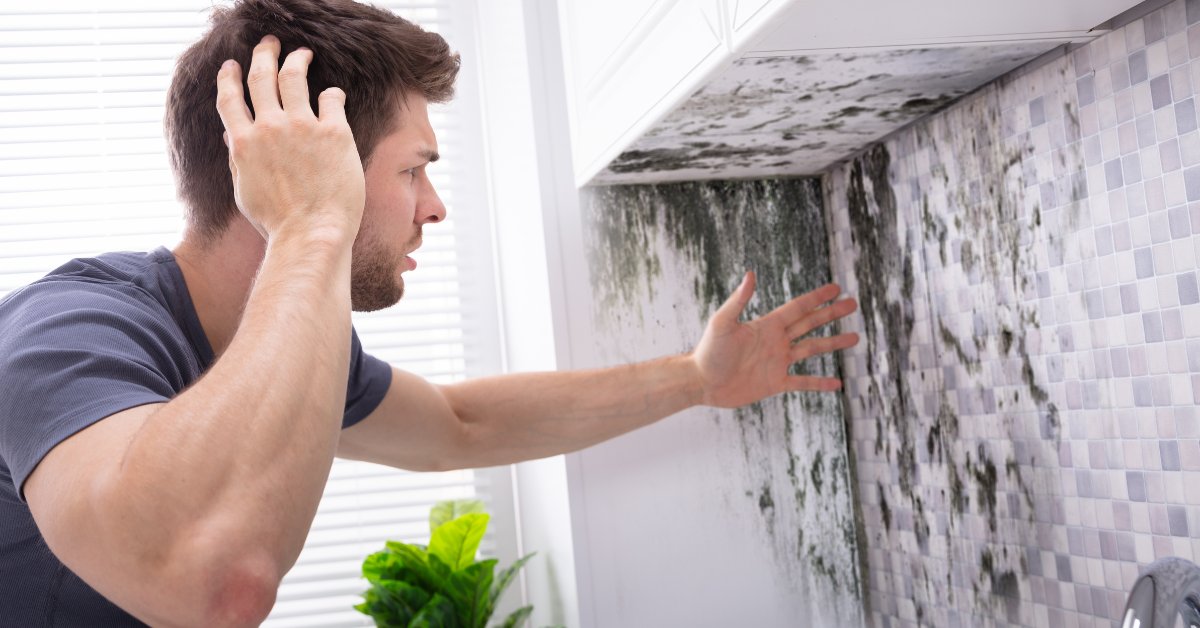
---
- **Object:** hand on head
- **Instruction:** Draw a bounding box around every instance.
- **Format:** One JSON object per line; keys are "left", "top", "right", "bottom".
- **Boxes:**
{"left": 215, "top": 35, "right": 366, "bottom": 242}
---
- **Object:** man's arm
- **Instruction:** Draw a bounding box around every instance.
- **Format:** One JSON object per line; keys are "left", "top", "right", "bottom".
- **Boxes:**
{"left": 337, "top": 275, "right": 858, "bottom": 470}
{"left": 24, "top": 37, "right": 363, "bottom": 627}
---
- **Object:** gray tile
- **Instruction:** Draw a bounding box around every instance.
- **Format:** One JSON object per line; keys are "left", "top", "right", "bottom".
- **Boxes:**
{"left": 1162, "top": 139, "right": 1183, "bottom": 172}
{"left": 1112, "top": 347, "right": 1132, "bottom": 376}
{"left": 1163, "top": 308, "right": 1184, "bottom": 340}
{"left": 1114, "top": 60, "right": 1132, "bottom": 92}
{"left": 1168, "top": 505, "right": 1190, "bottom": 536}
{"left": 1041, "top": 181, "right": 1057, "bottom": 209}
{"left": 1086, "top": 289, "right": 1105, "bottom": 319}
{"left": 1124, "top": 154, "right": 1144, "bottom": 184}
{"left": 1114, "top": 501, "right": 1133, "bottom": 530}
{"left": 1107, "top": 158, "right": 1125, "bottom": 190}
{"left": 1161, "top": 440, "right": 1182, "bottom": 470}
{"left": 1186, "top": 165, "right": 1200, "bottom": 201}
{"left": 1067, "top": 526, "right": 1084, "bottom": 554}
{"left": 1153, "top": 75, "right": 1174, "bottom": 109}
{"left": 1055, "top": 552, "right": 1072, "bottom": 582}
{"left": 1099, "top": 529, "right": 1118, "bottom": 559}
{"left": 1189, "top": 338, "right": 1200, "bottom": 372}
{"left": 1129, "top": 471, "right": 1147, "bottom": 501}
{"left": 1113, "top": 221, "right": 1132, "bottom": 250}
{"left": 1130, "top": 50, "right": 1149, "bottom": 85}
{"left": 1135, "top": 247, "right": 1155, "bottom": 277}
{"left": 1170, "top": 206, "right": 1192, "bottom": 239}
{"left": 1137, "top": 114, "right": 1157, "bottom": 147}
{"left": 1122, "top": 282, "right": 1141, "bottom": 313}
{"left": 1074, "top": 46, "right": 1092, "bottom": 77}
{"left": 1191, "top": 0, "right": 1200, "bottom": 24}
{"left": 1088, "top": 587, "right": 1109, "bottom": 619}
{"left": 1179, "top": 99, "right": 1199, "bottom": 135}
{"left": 1117, "top": 531, "right": 1137, "bottom": 561}
{"left": 1179, "top": 272, "right": 1200, "bottom": 304}
{"left": 1135, "top": 377, "right": 1156, "bottom": 405}
{"left": 1078, "top": 75, "right": 1096, "bottom": 106}
{"left": 1145, "top": 311, "right": 1165, "bottom": 342}
{"left": 1130, "top": 346, "right": 1149, "bottom": 375}
{"left": 1031, "top": 97, "right": 1046, "bottom": 126}
{"left": 1145, "top": 11, "right": 1166, "bottom": 43}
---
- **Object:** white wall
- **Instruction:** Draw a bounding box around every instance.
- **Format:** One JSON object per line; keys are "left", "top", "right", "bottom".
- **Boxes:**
{"left": 472, "top": 0, "right": 586, "bottom": 625}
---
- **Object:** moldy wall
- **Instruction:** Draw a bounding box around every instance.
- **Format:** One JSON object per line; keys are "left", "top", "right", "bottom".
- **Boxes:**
{"left": 825, "top": 2, "right": 1200, "bottom": 625}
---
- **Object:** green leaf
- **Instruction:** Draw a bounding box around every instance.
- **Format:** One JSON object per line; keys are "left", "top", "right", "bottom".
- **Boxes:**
{"left": 363, "top": 549, "right": 413, "bottom": 584}
{"left": 409, "top": 593, "right": 461, "bottom": 628}
{"left": 429, "top": 512, "right": 489, "bottom": 571}
{"left": 492, "top": 605, "right": 533, "bottom": 628}
{"left": 371, "top": 579, "right": 433, "bottom": 625}
{"left": 430, "top": 499, "right": 486, "bottom": 534}
{"left": 490, "top": 553, "right": 535, "bottom": 609}
{"left": 355, "top": 585, "right": 417, "bottom": 627}
{"left": 444, "top": 559, "right": 498, "bottom": 628}
{"left": 385, "top": 541, "right": 449, "bottom": 592}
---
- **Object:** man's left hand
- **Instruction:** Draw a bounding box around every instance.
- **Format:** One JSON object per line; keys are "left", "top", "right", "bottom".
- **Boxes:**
{"left": 691, "top": 272, "right": 859, "bottom": 408}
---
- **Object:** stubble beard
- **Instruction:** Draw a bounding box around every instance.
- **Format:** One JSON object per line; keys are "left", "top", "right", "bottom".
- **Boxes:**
{"left": 350, "top": 229, "right": 418, "bottom": 312}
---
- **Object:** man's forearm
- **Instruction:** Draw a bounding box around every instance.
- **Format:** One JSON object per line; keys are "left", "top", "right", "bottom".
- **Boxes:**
{"left": 101, "top": 230, "right": 353, "bottom": 620}
{"left": 440, "top": 355, "right": 704, "bottom": 466}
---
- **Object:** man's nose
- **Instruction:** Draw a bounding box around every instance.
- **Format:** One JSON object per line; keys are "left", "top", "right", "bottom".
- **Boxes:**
{"left": 418, "top": 179, "right": 447, "bottom": 224}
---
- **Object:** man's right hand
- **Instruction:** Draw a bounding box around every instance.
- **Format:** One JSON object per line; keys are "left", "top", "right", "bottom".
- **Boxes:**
{"left": 215, "top": 35, "right": 365, "bottom": 241}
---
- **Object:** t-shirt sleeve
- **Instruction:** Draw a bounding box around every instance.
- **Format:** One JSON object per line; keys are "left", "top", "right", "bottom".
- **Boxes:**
{"left": 343, "top": 328, "right": 392, "bottom": 429}
{"left": 0, "top": 284, "right": 182, "bottom": 500}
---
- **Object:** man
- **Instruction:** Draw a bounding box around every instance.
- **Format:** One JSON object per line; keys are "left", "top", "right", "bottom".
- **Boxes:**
{"left": 0, "top": 1, "right": 859, "bottom": 625}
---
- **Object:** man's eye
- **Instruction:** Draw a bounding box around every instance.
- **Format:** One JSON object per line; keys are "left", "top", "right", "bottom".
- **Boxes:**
{"left": 402, "top": 167, "right": 417, "bottom": 178}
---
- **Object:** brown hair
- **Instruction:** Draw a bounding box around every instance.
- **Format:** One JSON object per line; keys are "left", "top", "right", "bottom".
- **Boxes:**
{"left": 165, "top": 0, "right": 460, "bottom": 242}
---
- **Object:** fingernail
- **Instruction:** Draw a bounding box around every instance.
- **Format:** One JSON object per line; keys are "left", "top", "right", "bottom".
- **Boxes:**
{"left": 221, "top": 59, "right": 233, "bottom": 71}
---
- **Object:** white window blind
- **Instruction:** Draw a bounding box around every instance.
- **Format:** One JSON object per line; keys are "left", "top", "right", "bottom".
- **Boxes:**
{"left": 0, "top": 1, "right": 507, "bottom": 626}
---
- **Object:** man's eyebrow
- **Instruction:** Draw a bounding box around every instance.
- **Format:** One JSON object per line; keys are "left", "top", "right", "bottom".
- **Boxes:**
{"left": 419, "top": 148, "right": 440, "bottom": 163}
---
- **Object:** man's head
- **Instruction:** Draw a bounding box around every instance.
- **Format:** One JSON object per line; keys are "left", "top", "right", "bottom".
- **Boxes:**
{"left": 165, "top": 0, "right": 460, "bottom": 310}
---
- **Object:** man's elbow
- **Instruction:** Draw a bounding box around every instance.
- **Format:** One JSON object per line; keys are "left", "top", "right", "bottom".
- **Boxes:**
{"left": 202, "top": 555, "right": 280, "bottom": 627}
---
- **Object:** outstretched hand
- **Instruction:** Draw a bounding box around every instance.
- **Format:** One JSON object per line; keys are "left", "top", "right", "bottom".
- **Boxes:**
{"left": 690, "top": 272, "right": 859, "bottom": 408}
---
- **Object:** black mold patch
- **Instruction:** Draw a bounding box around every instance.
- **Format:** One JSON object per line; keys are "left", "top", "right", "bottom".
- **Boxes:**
{"left": 607, "top": 144, "right": 798, "bottom": 175}
{"left": 581, "top": 178, "right": 863, "bottom": 611}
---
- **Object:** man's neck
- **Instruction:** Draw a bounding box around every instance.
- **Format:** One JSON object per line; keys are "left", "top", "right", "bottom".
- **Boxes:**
{"left": 171, "top": 218, "right": 266, "bottom": 358}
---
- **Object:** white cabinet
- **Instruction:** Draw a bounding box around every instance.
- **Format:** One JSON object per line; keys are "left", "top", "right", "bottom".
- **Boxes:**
{"left": 556, "top": 0, "right": 1147, "bottom": 186}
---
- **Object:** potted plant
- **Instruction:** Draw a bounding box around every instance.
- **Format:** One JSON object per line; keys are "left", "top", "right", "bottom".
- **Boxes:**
{"left": 356, "top": 499, "right": 535, "bottom": 627}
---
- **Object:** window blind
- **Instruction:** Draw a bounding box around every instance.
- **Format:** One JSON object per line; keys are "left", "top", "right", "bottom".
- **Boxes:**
{"left": 0, "top": 1, "right": 505, "bottom": 626}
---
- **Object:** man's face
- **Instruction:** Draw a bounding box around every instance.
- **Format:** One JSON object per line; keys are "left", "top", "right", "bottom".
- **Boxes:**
{"left": 351, "top": 94, "right": 446, "bottom": 312}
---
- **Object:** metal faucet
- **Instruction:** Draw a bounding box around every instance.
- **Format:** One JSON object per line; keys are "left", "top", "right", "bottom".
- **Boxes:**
{"left": 1122, "top": 557, "right": 1200, "bottom": 628}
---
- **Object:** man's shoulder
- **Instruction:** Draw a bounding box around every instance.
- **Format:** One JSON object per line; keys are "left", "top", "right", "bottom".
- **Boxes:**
{"left": 0, "top": 249, "right": 175, "bottom": 317}
{"left": 36, "top": 248, "right": 172, "bottom": 289}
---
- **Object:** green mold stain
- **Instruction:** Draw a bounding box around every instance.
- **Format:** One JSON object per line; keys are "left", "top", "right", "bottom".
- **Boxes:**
{"left": 582, "top": 177, "right": 862, "bottom": 607}
{"left": 810, "top": 450, "right": 825, "bottom": 495}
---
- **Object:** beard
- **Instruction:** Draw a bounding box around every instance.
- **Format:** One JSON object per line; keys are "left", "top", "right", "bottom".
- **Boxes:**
{"left": 349, "top": 229, "right": 417, "bottom": 312}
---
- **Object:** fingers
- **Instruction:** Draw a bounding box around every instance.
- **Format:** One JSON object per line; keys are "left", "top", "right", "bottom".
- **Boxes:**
{"left": 773, "top": 283, "right": 842, "bottom": 322}
{"left": 785, "top": 296, "right": 858, "bottom": 340}
{"left": 278, "top": 47, "right": 314, "bottom": 113}
{"left": 215, "top": 60, "right": 252, "bottom": 135}
{"left": 317, "top": 87, "right": 348, "bottom": 124}
{"left": 790, "top": 332, "right": 860, "bottom": 362}
{"left": 715, "top": 271, "right": 756, "bottom": 323}
{"left": 246, "top": 35, "right": 283, "bottom": 115}
{"left": 785, "top": 375, "right": 843, "bottom": 392}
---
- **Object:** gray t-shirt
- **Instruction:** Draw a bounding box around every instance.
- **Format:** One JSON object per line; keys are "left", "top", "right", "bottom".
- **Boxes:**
{"left": 0, "top": 248, "right": 392, "bottom": 625}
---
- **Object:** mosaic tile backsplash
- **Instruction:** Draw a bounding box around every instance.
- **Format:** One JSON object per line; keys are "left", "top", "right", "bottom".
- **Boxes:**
{"left": 824, "top": 1, "right": 1200, "bottom": 625}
